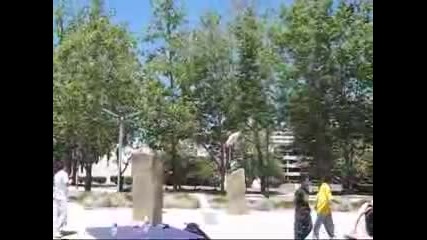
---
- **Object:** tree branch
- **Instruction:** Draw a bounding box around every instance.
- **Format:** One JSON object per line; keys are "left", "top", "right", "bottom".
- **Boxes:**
{"left": 201, "top": 143, "right": 221, "bottom": 166}
{"left": 120, "top": 156, "right": 131, "bottom": 176}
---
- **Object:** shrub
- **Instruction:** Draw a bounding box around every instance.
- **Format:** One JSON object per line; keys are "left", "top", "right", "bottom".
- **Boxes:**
{"left": 76, "top": 192, "right": 131, "bottom": 208}
{"left": 110, "top": 176, "right": 133, "bottom": 185}
{"left": 108, "top": 193, "right": 132, "bottom": 208}
{"left": 210, "top": 196, "right": 227, "bottom": 209}
{"left": 355, "top": 184, "right": 373, "bottom": 194}
{"left": 81, "top": 195, "right": 96, "bottom": 209}
{"left": 273, "top": 200, "right": 295, "bottom": 209}
{"left": 211, "top": 196, "right": 227, "bottom": 203}
{"left": 76, "top": 192, "right": 200, "bottom": 209}
{"left": 93, "top": 177, "right": 107, "bottom": 184}
{"left": 91, "top": 196, "right": 111, "bottom": 208}
{"left": 164, "top": 193, "right": 200, "bottom": 209}
{"left": 76, "top": 176, "right": 107, "bottom": 184}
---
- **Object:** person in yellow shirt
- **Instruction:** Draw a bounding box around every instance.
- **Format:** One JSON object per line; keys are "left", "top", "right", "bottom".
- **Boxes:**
{"left": 313, "top": 175, "right": 338, "bottom": 239}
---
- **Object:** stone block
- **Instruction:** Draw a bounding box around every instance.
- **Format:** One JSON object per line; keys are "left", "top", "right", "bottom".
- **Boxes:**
{"left": 226, "top": 168, "right": 248, "bottom": 215}
{"left": 131, "top": 146, "right": 164, "bottom": 225}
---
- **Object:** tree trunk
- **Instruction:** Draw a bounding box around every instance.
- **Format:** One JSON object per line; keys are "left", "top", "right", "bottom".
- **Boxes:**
{"left": 115, "top": 149, "right": 124, "bottom": 192}
{"left": 84, "top": 164, "right": 92, "bottom": 192}
{"left": 219, "top": 168, "right": 226, "bottom": 194}
{"left": 65, "top": 158, "right": 72, "bottom": 177}
{"left": 314, "top": 133, "right": 333, "bottom": 179}
{"left": 343, "top": 176, "right": 354, "bottom": 193}
{"left": 219, "top": 143, "right": 226, "bottom": 194}
{"left": 172, "top": 161, "right": 178, "bottom": 191}
{"left": 316, "top": 156, "right": 332, "bottom": 179}
{"left": 64, "top": 147, "right": 73, "bottom": 180}
{"left": 118, "top": 177, "right": 124, "bottom": 192}
{"left": 118, "top": 156, "right": 131, "bottom": 191}
{"left": 264, "top": 128, "right": 270, "bottom": 198}
{"left": 260, "top": 176, "right": 270, "bottom": 198}
{"left": 253, "top": 126, "right": 267, "bottom": 196}
{"left": 71, "top": 160, "right": 78, "bottom": 186}
{"left": 171, "top": 141, "right": 180, "bottom": 192}
{"left": 343, "top": 144, "right": 357, "bottom": 193}
{"left": 260, "top": 176, "right": 267, "bottom": 195}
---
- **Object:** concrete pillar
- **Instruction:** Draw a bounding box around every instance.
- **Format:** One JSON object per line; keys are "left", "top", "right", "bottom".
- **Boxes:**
{"left": 131, "top": 147, "right": 164, "bottom": 225}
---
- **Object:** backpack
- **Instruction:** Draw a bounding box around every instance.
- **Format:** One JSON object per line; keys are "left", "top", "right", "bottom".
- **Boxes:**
{"left": 184, "top": 223, "right": 210, "bottom": 240}
{"left": 364, "top": 205, "right": 373, "bottom": 237}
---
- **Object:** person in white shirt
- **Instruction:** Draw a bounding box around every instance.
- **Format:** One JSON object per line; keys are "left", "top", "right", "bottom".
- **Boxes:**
{"left": 53, "top": 161, "right": 71, "bottom": 238}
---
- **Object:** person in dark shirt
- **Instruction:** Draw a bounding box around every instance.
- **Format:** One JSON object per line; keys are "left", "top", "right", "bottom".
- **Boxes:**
{"left": 294, "top": 176, "right": 313, "bottom": 240}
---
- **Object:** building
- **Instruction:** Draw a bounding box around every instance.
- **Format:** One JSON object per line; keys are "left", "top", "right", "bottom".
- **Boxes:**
{"left": 223, "top": 129, "right": 309, "bottom": 184}
{"left": 78, "top": 142, "right": 210, "bottom": 184}
{"left": 270, "top": 130, "right": 308, "bottom": 183}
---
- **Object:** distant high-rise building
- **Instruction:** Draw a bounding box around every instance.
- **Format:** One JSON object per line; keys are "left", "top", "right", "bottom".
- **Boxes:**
{"left": 270, "top": 129, "right": 309, "bottom": 183}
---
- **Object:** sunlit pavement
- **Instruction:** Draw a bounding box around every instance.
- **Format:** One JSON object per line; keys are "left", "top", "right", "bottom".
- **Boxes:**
{"left": 62, "top": 202, "right": 368, "bottom": 239}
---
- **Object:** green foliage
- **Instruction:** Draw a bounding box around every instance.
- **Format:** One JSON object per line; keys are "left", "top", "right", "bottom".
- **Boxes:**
{"left": 179, "top": 11, "right": 239, "bottom": 191}
{"left": 163, "top": 193, "right": 201, "bottom": 209}
{"left": 231, "top": 7, "right": 282, "bottom": 194}
{"left": 139, "top": 0, "right": 197, "bottom": 190}
{"left": 189, "top": 159, "right": 217, "bottom": 181}
{"left": 54, "top": 1, "right": 141, "bottom": 190}
{"left": 53, "top": 0, "right": 373, "bottom": 192}
{"left": 54, "top": 15, "right": 140, "bottom": 153}
{"left": 274, "top": 0, "right": 373, "bottom": 180}
{"left": 75, "top": 192, "right": 200, "bottom": 209}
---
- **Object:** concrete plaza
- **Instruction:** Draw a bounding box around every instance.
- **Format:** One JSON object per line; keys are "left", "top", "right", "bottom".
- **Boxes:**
{"left": 62, "top": 202, "right": 368, "bottom": 239}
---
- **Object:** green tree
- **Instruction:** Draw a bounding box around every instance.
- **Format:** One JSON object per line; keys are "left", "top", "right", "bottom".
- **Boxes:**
{"left": 274, "top": 0, "right": 373, "bottom": 186}
{"left": 54, "top": 0, "right": 141, "bottom": 191}
{"left": 54, "top": 0, "right": 89, "bottom": 46}
{"left": 232, "top": 7, "right": 279, "bottom": 196}
{"left": 140, "top": 0, "right": 196, "bottom": 191}
{"left": 182, "top": 12, "right": 238, "bottom": 193}
{"left": 53, "top": 0, "right": 91, "bottom": 179}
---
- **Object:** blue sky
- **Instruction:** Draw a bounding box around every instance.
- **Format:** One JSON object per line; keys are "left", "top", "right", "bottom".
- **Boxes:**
{"left": 107, "top": 0, "right": 292, "bottom": 33}
{"left": 55, "top": 0, "right": 293, "bottom": 36}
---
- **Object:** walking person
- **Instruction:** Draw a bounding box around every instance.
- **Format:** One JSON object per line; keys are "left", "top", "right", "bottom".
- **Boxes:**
{"left": 53, "top": 160, "right": 71, "bottom": 238}
{"left": 313, "top": 175, "right": 338, "bottom": 239}
{"left": 294, "top": 176, "right": 313, "bottom": 240}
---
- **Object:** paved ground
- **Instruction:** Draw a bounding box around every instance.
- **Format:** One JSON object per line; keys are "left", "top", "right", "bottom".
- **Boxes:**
{"left": 60, "top": 202, "right": 369, "bottom": 239}
{"left": 68, "top": 186, "right": 373, "bottom": 202}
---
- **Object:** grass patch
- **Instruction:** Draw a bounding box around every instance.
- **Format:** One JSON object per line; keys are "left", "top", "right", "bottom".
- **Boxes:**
{"left": 74, "top": 192, "right": 200, "bottom": 209}
{"left": 164, "top": 193, "right": 200, "bottom": 209}
{"left": 273, "top": 199, "right": 295, "bottom": 209}
{"left": 211, "top": 196, "right": 227, "bottom": 203}
{"left": 75, "top": 192, "right": 132, "bottom": 209}
{"left": 73, "top": 191, "right": 369, "bottom": 212}
{"left": 209, "top": 196, "right": 227, "bottom": 209}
